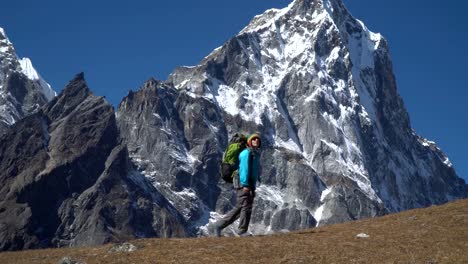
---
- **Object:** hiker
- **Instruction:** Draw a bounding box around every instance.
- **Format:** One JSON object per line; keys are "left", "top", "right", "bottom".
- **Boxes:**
{"left": 212, "top": 133, "right": 261, "bottom": 237}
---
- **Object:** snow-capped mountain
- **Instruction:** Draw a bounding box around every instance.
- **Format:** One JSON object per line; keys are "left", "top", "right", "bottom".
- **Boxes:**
{"left": 119, "top": 0, "right": 467, "bottom": 235}
{"left": 0, "top": 0, "right": 466, "bottom": 250}
{"left": 0, "top": 27, "right": 56, "bottom": 134}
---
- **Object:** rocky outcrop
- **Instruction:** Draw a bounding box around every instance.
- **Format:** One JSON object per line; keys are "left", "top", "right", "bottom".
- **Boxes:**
{"left": 117, "top": 79, "right": 228, "bottom": 233}
{"left": 119, "top": 0, "right": 467, "bottom": 235}
{"left": 0, "top": 27, "right": 55, "bottom": 135}
{"left": 1, "top": 0, "right": 467, "bottom": 249}
{"left": 0, "top": 74, "right": 186, "bottom": 250}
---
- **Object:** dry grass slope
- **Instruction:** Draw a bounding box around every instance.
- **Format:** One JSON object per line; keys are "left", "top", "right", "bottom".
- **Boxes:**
{"left": 1, "top": 199, "right": 467, "bottom": 264}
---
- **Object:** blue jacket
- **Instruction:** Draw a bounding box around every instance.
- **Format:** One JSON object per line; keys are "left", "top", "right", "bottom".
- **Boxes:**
{"left": 238, "top": 148, "right": 260, "bottom": 189}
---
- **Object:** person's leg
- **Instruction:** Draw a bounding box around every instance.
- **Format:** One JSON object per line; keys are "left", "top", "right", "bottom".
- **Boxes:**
{"left": 216, "top": 189, "right": 243, "bottom": 230}
{"left": 237, "top": 190, "right": 253, "bottom": 233}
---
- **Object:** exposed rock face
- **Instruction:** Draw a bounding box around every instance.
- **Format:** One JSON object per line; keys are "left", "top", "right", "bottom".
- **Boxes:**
{"left": 0, "top": 74, "right": 186, "bottom": 250}
{"left": 1, "top": 0, "right": 467, "bottom": 250}
{"left": 0, "top": 28, "right": 55, "bottom": 135}
{"left": 117, "top": 79, "right": 228, "bottom": 233}
{"left": 118, "top": 0, "right": 467, "bottom": 235}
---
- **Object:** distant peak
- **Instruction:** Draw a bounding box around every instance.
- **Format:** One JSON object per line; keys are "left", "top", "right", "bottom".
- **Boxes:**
{"left": 289, "top": 0, "right": 344, "bottom": 16}
{"left": 66, "top": 72, "right": 87, "bottom": 87}
{"left": 17, "top": 57, "right": 57, "bottom": 100}
{"left": 291, "top": 0, "right": 340, "bottom": 8}
{"left": 239, "top": 0, "right": 331, "bottom": 34}
{"left": 142, "top": 77, "right": 160, "bottom": 89}
{"left": 60, "top": 72, "right": 90, "bottom": 97}
{"left": 291, "top": 0, "right": 316, "bottom": 8}
{"left": 43, "top": 72, "right": 94, "bottom": 119}
{"left": 19, "top": 58, "right": 39, "bottom": 80}
{"left": 74, "top": 72, "right": 85, "bottom": 81}
{"left": 0, "top": 27, "right": 10, "bottom": 42}
{"left": 0, "top": 27, "right": 13, "bottom": 48}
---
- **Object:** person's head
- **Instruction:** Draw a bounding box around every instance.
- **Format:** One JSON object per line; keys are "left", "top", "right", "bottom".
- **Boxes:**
{"left": 247, "top": 133, "right": 261, "bottom": 149}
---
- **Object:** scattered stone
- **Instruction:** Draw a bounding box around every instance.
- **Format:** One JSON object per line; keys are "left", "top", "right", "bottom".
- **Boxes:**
{"left": 408, "top": 216, "right": 418, "bottom": 221}
{"left": 108, "top": 242, "right": 138, "bottom": 253}
{"left": 57, "top": 256, "right": 86, "bottom": 264}
{"left": 356, "top": 233, "right": 370, "bottom": 238}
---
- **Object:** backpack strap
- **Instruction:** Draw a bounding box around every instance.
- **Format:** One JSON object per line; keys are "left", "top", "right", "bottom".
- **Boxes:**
{"left": 247, "top": 148, "right": 254, "bottom": 188}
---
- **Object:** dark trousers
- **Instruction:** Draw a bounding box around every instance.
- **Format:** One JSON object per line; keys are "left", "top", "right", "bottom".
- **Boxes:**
{"left": 217, "top": 188, "right": 254, "bottom": 232}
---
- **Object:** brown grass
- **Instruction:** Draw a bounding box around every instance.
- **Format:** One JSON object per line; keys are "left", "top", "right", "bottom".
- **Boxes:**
{"left": 1, "top": 199, "right": 467, "bottom": 264}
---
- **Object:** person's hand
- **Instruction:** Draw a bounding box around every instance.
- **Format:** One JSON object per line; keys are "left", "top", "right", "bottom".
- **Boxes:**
{"left": 242, "top": 187, "right": 251, "bottom": 193}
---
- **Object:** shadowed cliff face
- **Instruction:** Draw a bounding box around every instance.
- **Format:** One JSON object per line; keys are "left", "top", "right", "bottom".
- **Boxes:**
{"left": 0, "top": 74, "right": 187, "bottom": 251}
{"left": 117, "top": 79, "right": 229, "bottom": 232}
{"left": 0, "top": 72, "right": 50, "bottom": 136}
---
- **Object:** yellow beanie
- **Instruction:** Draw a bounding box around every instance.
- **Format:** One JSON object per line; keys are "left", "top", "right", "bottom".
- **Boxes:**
{"left": 247, "top": 133, "right": 261, "bottom": 147}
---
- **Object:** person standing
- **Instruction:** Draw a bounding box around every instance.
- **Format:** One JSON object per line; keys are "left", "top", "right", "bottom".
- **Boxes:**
{"left": 212, "top": 133, "right": 261, "bottom": 237}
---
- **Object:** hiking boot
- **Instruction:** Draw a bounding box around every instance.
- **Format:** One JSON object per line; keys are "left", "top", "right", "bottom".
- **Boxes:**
{"left": 234, "top": 230, "right": 251, "bottom": 237}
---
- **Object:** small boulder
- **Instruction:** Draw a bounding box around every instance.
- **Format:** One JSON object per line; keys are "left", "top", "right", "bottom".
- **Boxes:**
{"left": 57, "top": 256, "right": 86, "bottom": 264}
{"left": 356, "top": 233, "right": 370, "bottom": 238}
{"left": 108, "top": 242, "right": 138, "bottom": 253}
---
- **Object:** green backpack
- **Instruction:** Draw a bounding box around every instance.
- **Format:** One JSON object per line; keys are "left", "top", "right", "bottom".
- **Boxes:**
{"left": 220, "top": 133, "right": 247, "bottom": 183}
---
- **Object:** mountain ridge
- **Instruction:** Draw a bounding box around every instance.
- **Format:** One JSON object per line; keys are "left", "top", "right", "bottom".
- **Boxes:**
{"left": 0, "top": 27, "right": 56, "bottom": 135}
{"left": 153, "top": 0, "right": 467, "bottom": 230}
{"left": 0, "top": 0, "right": 467, "bottom": 250}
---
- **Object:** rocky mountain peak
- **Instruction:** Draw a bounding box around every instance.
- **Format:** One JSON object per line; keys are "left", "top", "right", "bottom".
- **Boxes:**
{"left": 159, "top": 0, "right": 467, "bottom": 232}
{"left": 0, "top": 28, "right": 21, "bottom": 81}
{"left": 118, "top": 78, "right": 175, "bottom": 115}
{"left": 238, "top": 0, "right": 347, "bottom": 36}
{"left": 43, "top": 72, "right": 92, "bottom": 120}
{"left": 142, "top": 77, "right": 160, "bottom": 90}
{"left": 57, "top": 72, "right": 89, "bottom": 97}
{"left": 0, "top": 71, "right": 187, "bottom": 250}
{"left": 0, "top": 27, "right": 56, "bottom": 134}
{"left": 289, "top": 0, "right": 324, "bottom": 14}
{"left": 0, "top": 0, "right": 466, "bottom": 250}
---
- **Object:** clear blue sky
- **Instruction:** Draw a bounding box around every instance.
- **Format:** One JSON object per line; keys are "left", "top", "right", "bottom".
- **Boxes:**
{"left": 2, "top": 0, "right": 467, "bottom": 183}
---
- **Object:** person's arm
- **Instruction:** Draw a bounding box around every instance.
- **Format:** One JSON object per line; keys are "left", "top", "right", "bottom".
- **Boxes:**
{"left": 238, "top": 149, "right": 250, "bottom": 189}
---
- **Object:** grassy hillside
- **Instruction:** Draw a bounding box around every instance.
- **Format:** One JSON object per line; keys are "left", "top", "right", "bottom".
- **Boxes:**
{"left": 1, "top": 199, "right": 467, "bottom": 264}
